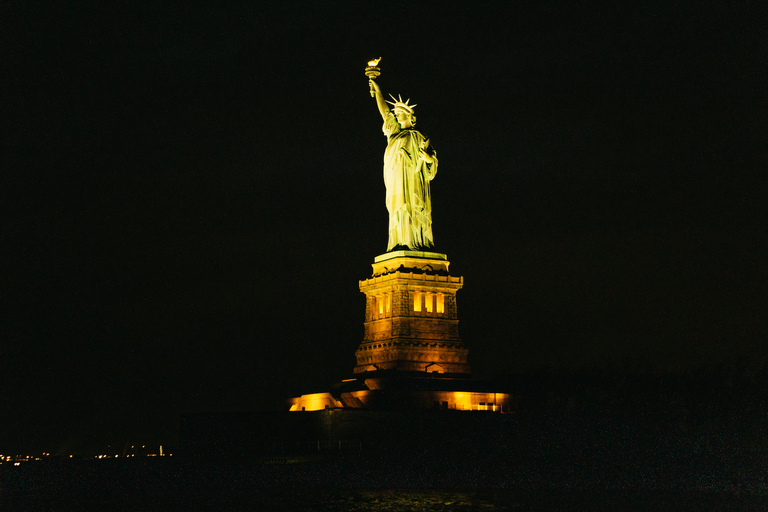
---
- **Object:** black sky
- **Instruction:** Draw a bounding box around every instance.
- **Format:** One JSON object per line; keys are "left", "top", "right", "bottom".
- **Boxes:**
{"left": 2, "top": 2, "right": 767, "bottom": 452}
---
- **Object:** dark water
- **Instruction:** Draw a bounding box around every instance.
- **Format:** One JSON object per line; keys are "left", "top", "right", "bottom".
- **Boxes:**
{"left": 257, "top": 489, "right": 767, "bottom": 511}
{"left": 2, "top": 458, "right": 765, "bottom": 511}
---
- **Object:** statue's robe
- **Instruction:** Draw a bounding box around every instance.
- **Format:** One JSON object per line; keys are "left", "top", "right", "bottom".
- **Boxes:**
{"left": 382, "top": 112, "right": 438, "bottom": 251}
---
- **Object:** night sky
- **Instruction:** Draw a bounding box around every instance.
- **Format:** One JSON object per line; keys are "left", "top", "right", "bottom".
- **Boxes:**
{"left": 3, "top": 2, "right": 766, "bottom": 453}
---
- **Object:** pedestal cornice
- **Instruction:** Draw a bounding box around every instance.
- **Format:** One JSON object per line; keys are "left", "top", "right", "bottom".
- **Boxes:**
{"left": 374, "top": 250, "right": 447, "bottom": 262}
{"left": 371, "top": 251, "right": 450, "bottom": 277}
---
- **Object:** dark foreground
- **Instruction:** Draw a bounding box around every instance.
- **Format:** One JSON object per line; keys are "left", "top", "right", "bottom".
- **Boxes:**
{"left": 5, "top": 371, "right": 766, "bottom": 510}
{"left": 2, "top": 456, "right": 766, "bottom": 512}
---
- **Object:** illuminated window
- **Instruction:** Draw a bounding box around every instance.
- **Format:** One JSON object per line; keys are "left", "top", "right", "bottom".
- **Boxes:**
{"left": 413, "top": 291, "right": 421, "bottom": 312}
{"left": 425, "top": 292, "right": 433, "bottom": 313}
{"left": 375, "top": 294, "right": 391, "bottom": 317}
{"left": 436, "top": 293, "right": 444, "bottom": 313}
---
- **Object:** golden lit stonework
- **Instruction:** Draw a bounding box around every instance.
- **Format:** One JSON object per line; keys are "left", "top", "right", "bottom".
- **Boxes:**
{"left": 288, "top": 251, "right": 512, "bottom": 413}
{"left": 355, "top": 251, "right": 469, "bottom": 374}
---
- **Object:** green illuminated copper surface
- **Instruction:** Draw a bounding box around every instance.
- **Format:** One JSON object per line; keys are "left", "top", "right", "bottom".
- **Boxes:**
{"left": 369, "top": 72, "right": 438, "bottom": 252}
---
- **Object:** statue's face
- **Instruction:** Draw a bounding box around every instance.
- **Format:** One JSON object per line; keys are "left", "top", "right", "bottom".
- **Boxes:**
{"left": 396, "top": 110, "right": 413, "bottom": 128}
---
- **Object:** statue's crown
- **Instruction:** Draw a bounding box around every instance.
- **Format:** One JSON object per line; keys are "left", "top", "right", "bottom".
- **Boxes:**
{"left": 387, "top": 94, "right": 417, "bottom": 114}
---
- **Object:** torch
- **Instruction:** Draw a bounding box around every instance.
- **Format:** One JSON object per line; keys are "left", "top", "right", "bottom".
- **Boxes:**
{"left": 365, "top": 57, "right": 381, "bottom": 97}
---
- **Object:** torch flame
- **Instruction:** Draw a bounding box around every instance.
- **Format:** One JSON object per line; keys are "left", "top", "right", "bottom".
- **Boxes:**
{"left": 368, "top": 57, "right": 381, "bottom": 67}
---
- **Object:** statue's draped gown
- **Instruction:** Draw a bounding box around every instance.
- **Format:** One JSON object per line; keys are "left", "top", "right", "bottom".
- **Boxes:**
{"left": 382, "top": 112, "right": 438, "bottom": 251}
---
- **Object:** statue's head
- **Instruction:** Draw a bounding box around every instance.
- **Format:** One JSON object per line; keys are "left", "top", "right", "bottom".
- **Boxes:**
{"left": 388, "top": 94, "right": 417, "bottom": 128}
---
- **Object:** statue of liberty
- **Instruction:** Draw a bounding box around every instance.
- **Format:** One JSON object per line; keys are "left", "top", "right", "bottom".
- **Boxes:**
{"left": 369, "top": 78, "right": 438, "bottom": 251}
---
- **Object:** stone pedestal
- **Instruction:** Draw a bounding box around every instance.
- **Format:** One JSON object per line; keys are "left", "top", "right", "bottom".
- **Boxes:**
{"left": 355, "top": 251, "right": 470, "bottom": 375}
{"left": 287, "top": 251, "right": 511, "bottom": 413}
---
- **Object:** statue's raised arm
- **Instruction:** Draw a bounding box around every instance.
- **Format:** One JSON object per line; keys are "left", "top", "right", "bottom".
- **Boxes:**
{"left": 369, "top": 79, "right": 390, "bottom": 121}
{"left": 367, "top": 72, "right": 438, "bottom": 252}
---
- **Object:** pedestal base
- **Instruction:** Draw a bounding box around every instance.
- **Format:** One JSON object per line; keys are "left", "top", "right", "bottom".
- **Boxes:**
{"left": 288, "top": 371, "right": 512, "bottom": 412}
{"left": 286, "top": 252, "right": 510, "bottom": 413}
